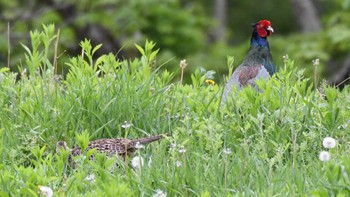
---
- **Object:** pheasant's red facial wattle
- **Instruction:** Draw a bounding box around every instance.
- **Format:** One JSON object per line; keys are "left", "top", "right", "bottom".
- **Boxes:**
{"left": 256, "top": 20, "right": 273, "bottom": 38}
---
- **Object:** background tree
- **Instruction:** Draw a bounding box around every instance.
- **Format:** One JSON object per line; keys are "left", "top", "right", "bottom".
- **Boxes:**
{"left": 213, "top": 0, "right": 227, "bottom": 42}
{"left": 291, "top": 0, "right": 321, "bottom": 33}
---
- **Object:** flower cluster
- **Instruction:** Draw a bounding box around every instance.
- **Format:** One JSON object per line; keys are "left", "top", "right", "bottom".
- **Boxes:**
{"left": 178, "top": 146, "right": 187, "bottom": 154}
{"left": 319, "top": 137, "right": 337, "bottom": 162}
{"left": 85, "top": 173, "right": 96, "bottom": 182}
{"left": 322, "top": 137, "right": 336, "bottom": 149}
{"left": 319, "top": 151, "right": 331, "bottom": 162}
{"left": 153, "top": 189, "right": 167, "bottom": 197}
{"left": 38, "top": 186, "right": 53, "bottom": 197}
{"left": 121, "top": 121, "right": 133, "bottom": 129}
{"left": 179, "top": 59, "right": 187, "bottom": 69}
{"left": 223, "top": 148, "right": 232, "bottom": 155}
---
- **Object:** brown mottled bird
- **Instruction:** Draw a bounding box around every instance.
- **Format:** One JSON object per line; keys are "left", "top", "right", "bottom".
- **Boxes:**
{"left": 56, "top": 134, "right": 166, "bottom": 164}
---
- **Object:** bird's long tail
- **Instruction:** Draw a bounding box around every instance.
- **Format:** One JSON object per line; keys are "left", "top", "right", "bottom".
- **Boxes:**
{"left": 132, "top": 134, "right": 168, "bottom": 145}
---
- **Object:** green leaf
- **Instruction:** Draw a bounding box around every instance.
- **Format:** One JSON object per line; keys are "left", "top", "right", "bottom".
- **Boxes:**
{"left": 92, "top": 44, "right": 103, "bottom": 56}
{"left": 76, "top": 130, "right": 91, "bottom": 152}
{"left": 0, "top": 67, "right": 10, "bottom": 73}
{"left": 135, "top": 43, "right": 145, "bottom": 56}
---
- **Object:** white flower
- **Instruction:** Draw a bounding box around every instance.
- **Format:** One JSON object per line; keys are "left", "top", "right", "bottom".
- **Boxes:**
{"left": 132, "top": 156, "right": 144, "bottom": 171}
{"left": 148, "top": 156, "right": 152, "bottom": 167}
{"left": 179, "top": 59, "right": 187, "bottom": 69}
{"left": 175, "top": 160, "right": 182, "bottom": 167}
{"left": 135, "top": 142, "right": 145, "bottom": 149}
{"left": 153, "top": 189, "right": 167, "bottom": 197}
{"left": 312, "top": 59, "right": 320, "bottom": 66}
{"left": 38, "top": 186, "right": 53, "bottom": 197}
{"left": 223, "top": 148, "right": 232, "bottom": 155}
{"left": 121, "top": 121, "right": 133, "bottom": 129}
{"left": 322, "top": 137, "right": 336, "bottom": 149}
{"left": 84, "top": 173, "right": 96, "bottom": 182}
{"left": 170, "top": 142, "right": 177, "bottom": 149}
{"left": 319, "top": 151, "right": 331, "bottom": 162}
{"left": 169, "top": 142, "right": 177, "bottom": 151}
{"left": 178, "top": 146, "right": 187, "bottom": 154}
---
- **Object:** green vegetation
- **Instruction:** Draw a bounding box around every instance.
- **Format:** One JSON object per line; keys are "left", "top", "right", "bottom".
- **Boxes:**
{"left": 1, "top": 0, "right": 350, "bottom": 83}
{"left": 1, "top": 25, "right": 350, "bottom": 196}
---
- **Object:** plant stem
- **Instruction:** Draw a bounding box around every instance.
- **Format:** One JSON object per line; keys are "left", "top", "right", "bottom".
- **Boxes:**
{"left": 7, "top": 22, "right": 10, "bottom": 68}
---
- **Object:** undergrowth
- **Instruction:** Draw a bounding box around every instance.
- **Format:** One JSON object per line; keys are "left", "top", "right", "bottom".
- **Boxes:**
{"left": 0, "top": 25, "right": 350, "bottom": 196}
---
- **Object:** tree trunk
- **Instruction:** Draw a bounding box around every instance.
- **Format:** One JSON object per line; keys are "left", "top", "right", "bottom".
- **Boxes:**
{"left": 290, "top": 0, "right": 321, "bottom": 33}
{"left": 213, "top": 0, "right": 227, "bottom": 41}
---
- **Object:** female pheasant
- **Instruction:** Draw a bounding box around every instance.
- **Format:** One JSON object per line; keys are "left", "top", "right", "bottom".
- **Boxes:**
{"left": 221, "top": 20, "right": 276, "bottom": 106}
{"left": 56, "top": 134, "right": 166, "bottom": 165}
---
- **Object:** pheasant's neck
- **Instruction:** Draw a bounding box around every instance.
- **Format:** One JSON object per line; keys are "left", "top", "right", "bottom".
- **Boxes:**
{"left": 243, "top": 30, "right": 276, "bottom": 75}
{"left": 250, "top": 36, "right": 269, "bottom": 48}
{"left": 244, "top": 39, "right": 275, "bottom": 73}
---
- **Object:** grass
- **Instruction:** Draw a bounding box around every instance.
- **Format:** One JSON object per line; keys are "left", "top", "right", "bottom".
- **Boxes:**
{"left": 1, "top": 25, "right": 350, "bottom": 196}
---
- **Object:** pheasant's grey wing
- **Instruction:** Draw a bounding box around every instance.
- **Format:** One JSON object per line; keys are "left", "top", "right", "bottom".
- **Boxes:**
{"left": 221, "top": 66, "right": 242, "bottom": 106}
{"left": 221, "top": 65, "right": 270, "bottom": 106}
{"left": 244, "top": 65, "right": 270, "bottom": 87}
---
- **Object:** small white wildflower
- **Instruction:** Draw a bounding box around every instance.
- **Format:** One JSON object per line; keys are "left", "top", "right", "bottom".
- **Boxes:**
{"left": 319, "top": 151, "right": 331, "bottom": 162}
{"left": 170, "top": 115, "right": 179, "bottom": 119}
{"left": 132, "top": 156, "right": 144, "bottom": 171}
{"left": 223, "top": 148, "right": 232, "bottom": 155}
{"left": 178, "top": 146, "right": 187, "bottom": 154}
{"left": 38, "top": 186, "right": 53, "bottom": 197}
{"left": 121, "top": 121, "right": 133, "bottom": 129}
{"left": 337, "top": 123, "right": 348, "bottom": 129}
{"left": 84, "top": 173, "right": 96, "bottom": 182}
{"left": 153, "top": 189, "right": 167, "bottom": 197}
{"left": 170, "top": 142, "right": 177, "bottom": 150}
{"left": 148, "top": 156, "right": 152, "bottom": 167}
{"left": 21, "top": 68, "right": 27, "bottom": 77}
{"left": 322, "top": 137, "right": 336, "bottom": 149}
{"left": 312, "top": 59, "right": 320, "bottom": 66}
{"left": 175, "top": 160, "right": 182, "bottom": 167}
{"left": 179, "top": 59, "right": 187, "bottom": 69}
{"left": 135, "top": 141, "right": 145, "bottom": 149}
{"left": 283, "top": 54, "right": 289, "bottom": 69}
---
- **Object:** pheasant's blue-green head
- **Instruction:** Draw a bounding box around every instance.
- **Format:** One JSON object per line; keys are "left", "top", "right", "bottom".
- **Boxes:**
{"left": 251, "top": 20, "right": 274, "bottom": 47}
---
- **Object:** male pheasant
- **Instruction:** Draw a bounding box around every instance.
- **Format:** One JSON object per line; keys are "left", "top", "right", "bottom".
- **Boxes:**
{"left": 221, "top": 20, "right": 276, "bottom": 106}
{"left": 56, "top": 134, "right": 166, "bottom": 165}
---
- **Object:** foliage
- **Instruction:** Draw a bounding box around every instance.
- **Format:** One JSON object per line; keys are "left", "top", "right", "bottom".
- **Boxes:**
{"left": 1, "top": 0, "right": 350, "bottom": 83}
{"left": 1, "top": 26, "right": 350, "bottom": 196}
{"left": 270, "top": 1, "right": 350, "bottom": 78}
{"left": 0, "top": 0, "right": 209, "bottom": 76}
{"left": 311, "top": 156, "right": 350, "bottom": 196}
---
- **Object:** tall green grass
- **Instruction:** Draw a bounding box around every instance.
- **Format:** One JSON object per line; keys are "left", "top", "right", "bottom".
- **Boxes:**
{"left": 0, "top": 25, "right": 350, "bottom": 196}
